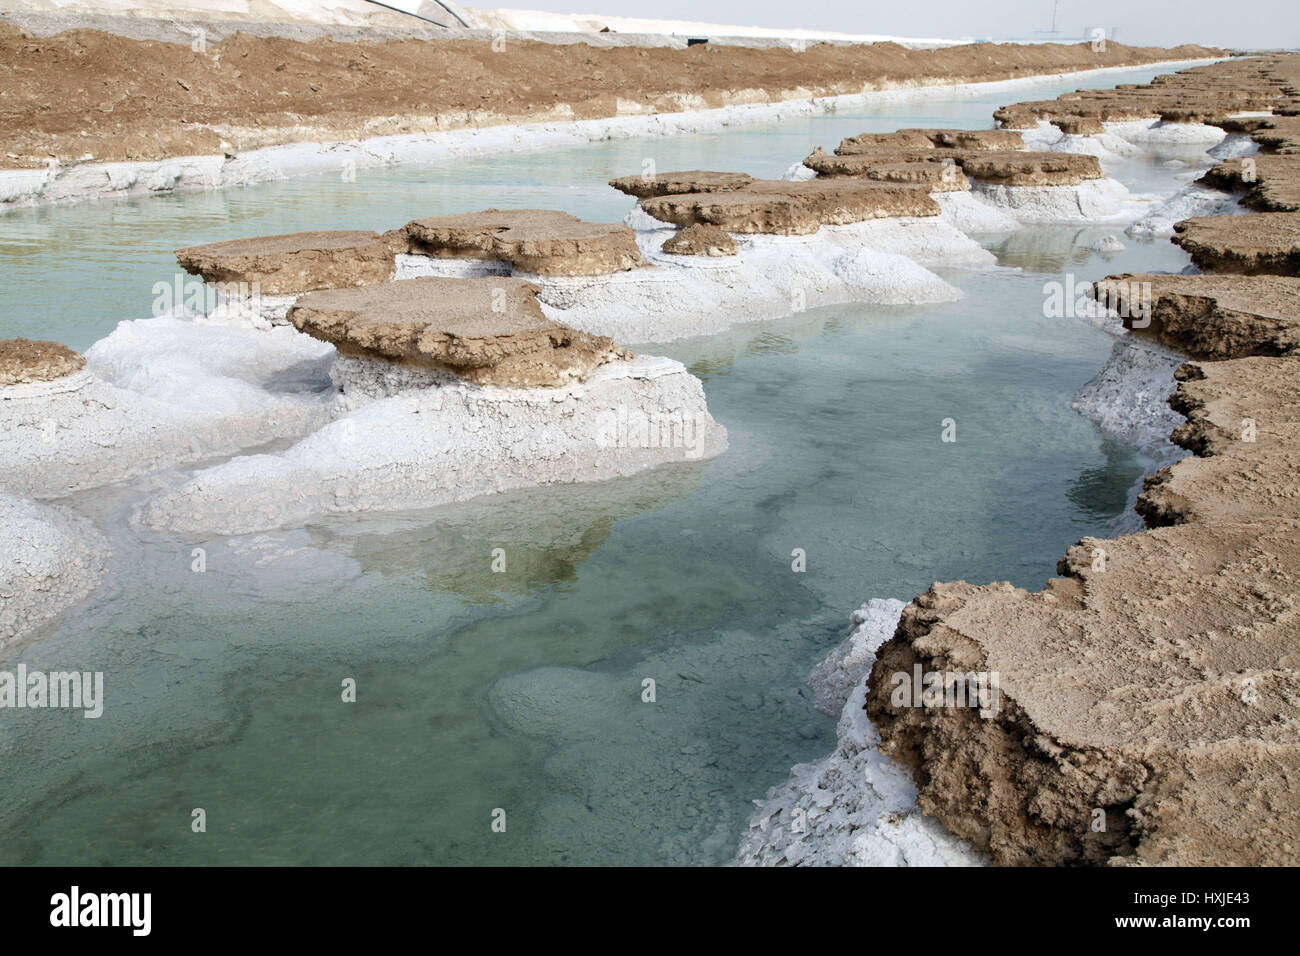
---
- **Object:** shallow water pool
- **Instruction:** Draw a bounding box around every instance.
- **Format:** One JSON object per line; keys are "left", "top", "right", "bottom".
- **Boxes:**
{"left": 0, "top": 66, "right": 1195, "bottom": 865}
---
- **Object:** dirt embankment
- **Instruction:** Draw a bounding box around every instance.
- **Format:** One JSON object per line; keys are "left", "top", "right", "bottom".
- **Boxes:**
{"left": 0, "top": 25, "right": 1217, "bottom": 170}
{"left": 865, "top": 53, "right": 1300, "bottom": 867}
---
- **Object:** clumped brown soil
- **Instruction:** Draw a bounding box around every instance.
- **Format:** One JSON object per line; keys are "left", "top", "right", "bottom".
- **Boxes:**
{"left": 801, "top": 130, "right": 1101, "bottom": 186}
{"left": 661, "top": 223, "right": 736, "bottom": 257}
{"left": 865, "top": 53, "right": 1300, "bottom": 867}
{"left": 608, "top": 170, "right": 756, "bottom": 199}
{"left": 993, "top": 56, "right": 1298, "bottom": 128}
{"left": 397, "top": 209, "right": 643, "bottom": 276}
{"left": 639, "top": 178, "right": 939, "bottom": 233}
{"left": 176, "top": 229, "right": 396, "bottom": 294}
{"left": 0, "top": 24, "right": 1217, "bottom": 169}
{"left": 0, "top": 337, "right": 85, "bottom": 385}
{"left": 288, "top": 276, "right": 630, "bottom": 387}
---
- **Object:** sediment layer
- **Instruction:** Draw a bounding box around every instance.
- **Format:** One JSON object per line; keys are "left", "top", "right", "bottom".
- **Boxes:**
{"left": 639, "top": 178, "right": 940, "bottom": 234}
{"left": 288, "top": 277, "right": 630, "bottom": 387}
{"left": 993, "top": 55, "right": 1294, "bottom": 129}
{"left": 0, "top": 337, "right": 85, "bottom": 386}
{"left": 175, "top": 230, "right": 396, "bottom": 294}
{"left": 398, "top": 209, "right": 645, "bottom": 276}
{"left": 1094, "top": 273, "right": 1300, "bottom": 358}
{"left": 1172, "top": 212, "right": 1300, "bottom": 274}
{"left": 660, "top": 223, "right": 737, "bottom": 256}
{"left": 608, "top": 171, "right": 756, "bottom": 199}
{"left": 0, "top": 26, "right": 1217, "bottom": 172}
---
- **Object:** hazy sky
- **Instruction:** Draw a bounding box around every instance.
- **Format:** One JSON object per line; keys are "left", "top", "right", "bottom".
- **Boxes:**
{"left": 472, "top": 1, "right": 1298, "bottom": 50}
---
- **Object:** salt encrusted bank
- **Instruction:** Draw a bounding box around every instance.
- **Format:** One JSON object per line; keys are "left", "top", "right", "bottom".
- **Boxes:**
{"left": 0, "top": 57, "right": 1222, "bottom": 209}
{"left": 738, "top": 52, "right": 1300, "bottom": 867}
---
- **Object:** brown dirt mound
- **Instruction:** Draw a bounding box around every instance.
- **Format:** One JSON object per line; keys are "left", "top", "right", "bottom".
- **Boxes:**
{"left": 661, "top": 223, "right": 737, "bottom": 257}
{"left": 607, "top": 170, "right": 756, "bottom": 199}
{"left": 640, "top": 178, "right": 938, "bottom": 234}
{"left": 0, "top": 337, "right": 85, "bottom": 385}
{"left": 398, "top": 209, "right": 643, "bottom": 276}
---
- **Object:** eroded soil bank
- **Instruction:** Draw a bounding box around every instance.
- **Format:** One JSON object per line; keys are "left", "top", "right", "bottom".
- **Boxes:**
{"left": 865, "top": 54, "right": 1300, "bottom": 866}
{"left": 0, "top": 25, "right": 1216, "bottom": 170}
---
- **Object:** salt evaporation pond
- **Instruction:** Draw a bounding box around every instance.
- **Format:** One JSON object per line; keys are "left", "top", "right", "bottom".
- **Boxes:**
{"left": 0, "top": 66, "right": 1197, "bottom": 865}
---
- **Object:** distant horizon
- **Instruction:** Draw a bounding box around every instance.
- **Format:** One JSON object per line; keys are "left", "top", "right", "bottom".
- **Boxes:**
{"left": 463, "top": 1, "right": 1299, "bottom": 50}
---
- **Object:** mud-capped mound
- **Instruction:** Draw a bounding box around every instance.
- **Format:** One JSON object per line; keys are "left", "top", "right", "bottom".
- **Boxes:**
{"left": 835, "top": 128, "right": 1024, "bottom": 154}
{"left": 802, "top": 148, "right": 970, "bottom": 191}
{"left": 1172, "top": 213, "right": 1300, "bottom": 274}
{"left": 639, "top": 178, "right": 939, "bottom": 234}
{"left": 955, "top": 151, "right": 1103, "bottom": 186}
{"left": 0, "top": 337, "right": 86, "bottom": 386}
{"left": 288, "top": 276, "right": 630, "bottom": 387}
{"left": 397, "top": 209, "right": 644, "bottom": 276}
{"left": 660, "top": 224, "right": 737, "bottom": 257}
{"left": 607, "top": 170, "right": 756, "bottom": 199}
{"left": 805, "top": 144, "right": 1100, "bottom": 187}
{"left": 993, "top": 56, "right": 1288, "bottom": 129}
{"left": 175, "top": 230, "right": 396, "bottom": 295}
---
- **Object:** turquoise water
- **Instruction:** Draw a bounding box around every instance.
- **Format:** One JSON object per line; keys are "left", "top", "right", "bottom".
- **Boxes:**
{"left": 0, "top": 67, "right": 1194, "bottom": 865}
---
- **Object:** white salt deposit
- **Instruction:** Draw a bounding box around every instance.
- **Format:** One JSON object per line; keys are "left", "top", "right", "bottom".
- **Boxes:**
{"left": 0, "top": 494, "right": 110, "bottom": 647}
{"left": 1073, "top": 333, "right": 1185, "bottom": 459}
{"left": 0, "top": 316, "right": 335, "bottom": 497}
{"left": 932, "top": 190, "right": 1021, "bottom": 233}
{"left": 1126, "top": 183, "right": 1244, "bottom": 238}
{"left": 971, "top": 178, "right": 1136, "bottom": 223}
{"left": 139, "top": 356, "right": 727, "bottom": 536}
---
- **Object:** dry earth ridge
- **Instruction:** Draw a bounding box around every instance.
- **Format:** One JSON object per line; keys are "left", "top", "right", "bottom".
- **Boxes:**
{"left": 863, "top": 53, "right": 1300, "bottom": 866}
{"left": 0, "top": 25, "right": 1217, "bottom": 170}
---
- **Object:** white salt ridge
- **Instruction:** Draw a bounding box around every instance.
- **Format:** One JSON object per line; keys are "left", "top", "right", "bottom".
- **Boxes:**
{"left": 139, "top": 356, "right": 727, "bottom": 536}
{"left": 1019, "top": 120, "right": 1143, "bottom": 162}
{"left": 734, "top": 598, "right": 986, "bottom": 867}
{"left": 0, "top": 493, "right": 110, "bottom": 647}
{"left": 1127, "top": 183, "right": 1244, "bottom": 238}
{"left": 1089, "top": 234, "right": 1126, "bottom": 253}
{"left": 1208, "top": 133, "right": 1261, "bottom": 160}
{"left": 0, "top": 59, "right": 1223, "bottom": 208}
{"left": 971, "top": 178, "right": 1138, "bottom": 223}
{"left": 933, "top": 189, "right": 1021, "bottom": 233}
